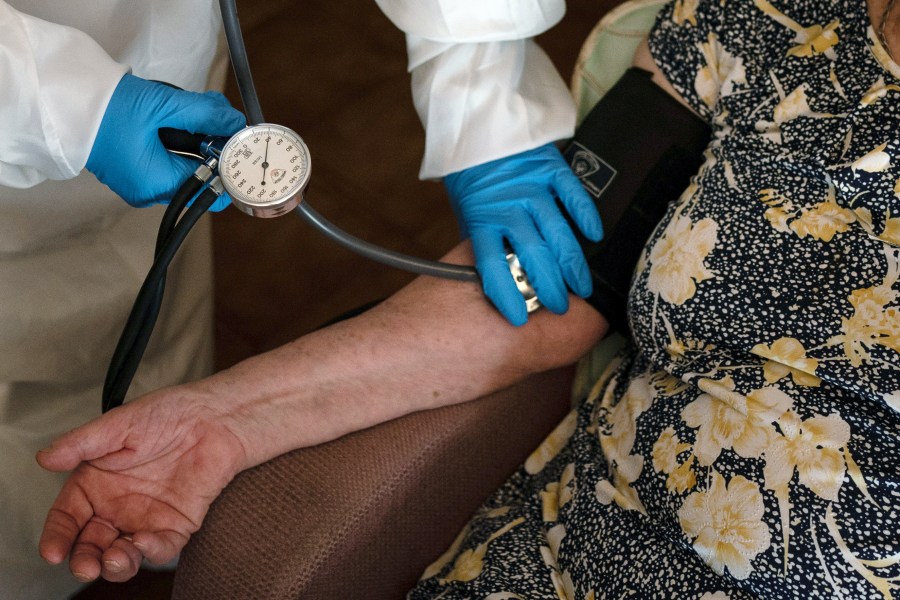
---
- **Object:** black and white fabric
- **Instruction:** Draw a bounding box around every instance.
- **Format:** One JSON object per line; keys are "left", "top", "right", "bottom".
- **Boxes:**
{"left": 408, "top": 1, "right": 900, "bottom": 597}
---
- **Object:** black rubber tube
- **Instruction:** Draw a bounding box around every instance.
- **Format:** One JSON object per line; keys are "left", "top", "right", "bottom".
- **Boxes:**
{"left": 103, "top": 182, "right": 217, "bottom": 412}
{"left": 103, "top": 175, "right": 199, "bottom": 403}
{"left": 296, "top": 204, "right": 478, "bottom": 281}
{"left": 218, "top": 0, "right": 264, "bottom": 126}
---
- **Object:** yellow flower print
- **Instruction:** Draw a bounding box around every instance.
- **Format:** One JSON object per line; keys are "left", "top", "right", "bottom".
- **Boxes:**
{"left": 851, "top": 142, "right": 892, "bottom": 174}
{"left": 545, "top": 522, "right": 566, "bottom": 566}
{"left": 482, "top": 506, "right": 512, "bottom": 519}
{"left": 596, "top": 375, "right": 655, "bottom": 513}
{"left": 540, "top": 524, "right": 577, "bottom": 600}
{"left": 666, "top": 454, "right": 698, "bottom": 493}
{"left": 526, "top": 410, "right": 577, "bottom": 474}
{"left": 823, "top": 505, "right": 900, "bottom": 599}
{"left": 764, "top": 411, "right": 850, "bottom": 501}
{"left": 652, "top": 427, "right": 691, "bottom": 474}
{"left": 551, "top": 569, "right": 576, "bottom": 600}
{"left": 860, "top": 76, "right": 900, "bottom": 106}
{"left": 788, "top": 201, "right": 856, "bottom": 242}
{"left": 765, "top": 206, "right": 792, "bottom": 230}
{"left": 754, "top": 0, "right": 840, "bottom": 59}
{"left": 651, "top": 372, "right": 690, "bottom": 396}
{"left": 647, "top": 215, "right": 718, "bottom": 305}
{"left": 678, "top": 472, "right": 772, "bottom": 579}
{"left": 756, "top": 81, "right": 835, "bottom": 144}
{"left": 885, "top": 217, "right": 900, "bottom": 246}
{"left": 853, "top": 205, "right": 875, "bottom": 229}
{"left": 751, "top": 337, "right": 822, "bottom": 386}
{"left": 759, "top": 188, "right": 796, "bottom": 232}
{"left": 652, "top": 418, "right": 698, "bottom": 493}
{"left": 662, "top": 313, "right": 718, "bottom": 360}
{"left": 682, "top": 377, "right": 794, "bottom": 466}
{"left": 595, "top": 475, "right": 645, "bottom": 514}
{"left": 651, "top": 426, "right": 698, "bottom": 493}
{"left": 791, "top": 202, "right": 856, "bottom": 242}
{"left": 830, "top": 282, "right": 900, "bottom": 366}
{"left": 605, "top": 376, "right": 654, "bottom": 460}
{"left": 440, "top": 546, "right": 485, "bottom": 583}
{"left": 678, "top": 181, "right": 701, "bottom": 209}
{"left": 758, "top": 187, "right": 853, "bottom": 241}
{"left": 764, "top": 209, "right": 793, "bottom": 232}
{"left": 695, "top": 33, "right": 747, "bottom": 109}
{"left": 667, "top": 341, "right": 686, "bottom": 359}
{"left": 829, "top": 64, "right": 848, "bottom": 100}
{"left": 673, "top": 0, "right": 699, "bottom": 26}
{"left": 787, "top": 20, "right": 840, "bottom": 58}
{"left": 439, "top": 518, "right": 525, "bottom": 584}
{"left": 542, "top": 527, "right": 596, "bottom": 600}
{"left": 773, "top": 85, "right": 833, "bottom": 124}
{"left": 853, "top": 206, "right": 900, "bottom": 246}
{"left": 541, "top": 463, "right": 576, "bottom": 522}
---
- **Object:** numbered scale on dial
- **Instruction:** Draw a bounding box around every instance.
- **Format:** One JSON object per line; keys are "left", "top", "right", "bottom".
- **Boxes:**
{"left": 219, "top": 124, "right": 312, "bottom": 218}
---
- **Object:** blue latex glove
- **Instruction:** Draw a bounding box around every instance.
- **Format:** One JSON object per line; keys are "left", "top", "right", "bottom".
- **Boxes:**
{"left": 86, "top": 74, "right": 246, "bottom": 211}
{"left": 444, "top": 143, "right": 603, "bottom": 326}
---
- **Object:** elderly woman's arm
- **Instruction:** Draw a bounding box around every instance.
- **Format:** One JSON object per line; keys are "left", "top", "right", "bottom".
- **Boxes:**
{"left": 36, "top": 241, "right": 606, "bottom": 584}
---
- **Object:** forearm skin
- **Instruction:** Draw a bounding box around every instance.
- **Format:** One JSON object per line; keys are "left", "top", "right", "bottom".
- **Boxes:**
{"left": 194, "top": 243, "right": 606, "bottom": 472}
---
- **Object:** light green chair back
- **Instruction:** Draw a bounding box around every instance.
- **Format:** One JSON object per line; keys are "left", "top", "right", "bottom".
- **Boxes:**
{"left": 571, "top": 0, "right": 669, "bottom": 124}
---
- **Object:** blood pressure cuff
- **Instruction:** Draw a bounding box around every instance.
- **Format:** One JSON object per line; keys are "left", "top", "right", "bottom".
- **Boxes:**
{"left": 562, "top": 67, "right": 711, "bottom": 334}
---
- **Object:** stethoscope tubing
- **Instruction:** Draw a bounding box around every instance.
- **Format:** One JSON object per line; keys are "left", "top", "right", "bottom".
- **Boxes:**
{"left": 102, "top": 176, "right": 220, "bottom": 412}
{"left": 217, "top": 0, "right": 479, "bottom": 281}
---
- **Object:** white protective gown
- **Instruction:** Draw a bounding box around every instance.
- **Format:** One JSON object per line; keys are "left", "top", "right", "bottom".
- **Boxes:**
{"left": 0, "top": 1, "right": 227, "bottom": 598}
{"left": 374, "top": 0, "right": 575, "bottom": 179}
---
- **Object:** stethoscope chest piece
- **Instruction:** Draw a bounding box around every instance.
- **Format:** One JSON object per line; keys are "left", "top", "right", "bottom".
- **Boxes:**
{"left": 219, "top": 123, "right": 311, "bottom": 218}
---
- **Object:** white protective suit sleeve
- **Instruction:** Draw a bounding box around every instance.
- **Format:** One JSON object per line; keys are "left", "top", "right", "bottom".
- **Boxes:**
{"left": 374, "top": 0, "right": 576, "bottom": 179}
{"left": 0, "top": 1, "right": 127, "bottom": 188}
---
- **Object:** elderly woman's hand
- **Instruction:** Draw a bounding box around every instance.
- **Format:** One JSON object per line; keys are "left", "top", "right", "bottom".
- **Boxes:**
{"left": 35, "top": 388, "right": 248, "bottom": 583}
{"left": 33, "top": 240, "right": 607, "bottom": 585}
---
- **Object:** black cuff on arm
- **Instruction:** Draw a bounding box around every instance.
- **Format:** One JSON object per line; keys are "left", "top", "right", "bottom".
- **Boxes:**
{"left": 562, "top": 67, "right": 712, "bottom": 334}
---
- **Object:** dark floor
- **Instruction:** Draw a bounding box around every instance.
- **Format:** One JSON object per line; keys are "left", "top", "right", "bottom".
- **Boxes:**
{"left": 76, "top": 1, "right": 616, "bottom": 598}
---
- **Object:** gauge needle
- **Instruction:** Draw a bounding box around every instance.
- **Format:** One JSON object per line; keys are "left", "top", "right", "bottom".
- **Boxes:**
{"left": 261, "top": 138, "right": 270, "bottom": 185}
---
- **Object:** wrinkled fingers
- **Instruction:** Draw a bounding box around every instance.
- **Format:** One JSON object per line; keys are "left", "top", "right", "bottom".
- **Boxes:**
{"left": 68, "top": 517, "right": 121, "bottom": 582}
{"left": 131, "top": 529, "right": 190, "bottom": 566}
{"left": 101, "top": 536, "right": 144, "bottom": 582}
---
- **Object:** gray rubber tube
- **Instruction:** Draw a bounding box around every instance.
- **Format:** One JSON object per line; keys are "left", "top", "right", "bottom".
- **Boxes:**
{"left": 218, "top": 0, "right": 479, "bottom": 282}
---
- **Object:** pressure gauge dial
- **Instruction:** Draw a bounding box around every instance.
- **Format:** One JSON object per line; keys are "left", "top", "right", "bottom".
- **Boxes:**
{"left": 219, "top": 124, "right": 311, "bottom": 218}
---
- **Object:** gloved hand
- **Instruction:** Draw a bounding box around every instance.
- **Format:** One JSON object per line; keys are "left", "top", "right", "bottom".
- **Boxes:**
{"left": 444, "top": 143, "right": 603, "bottom": 326}
{"left": 86, "top": 74, "right": 246, "bottom": 211}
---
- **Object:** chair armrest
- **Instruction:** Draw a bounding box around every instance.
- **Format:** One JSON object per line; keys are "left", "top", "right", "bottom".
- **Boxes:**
{"left": 172, "top": 365, "right": 575, "bottom": 600}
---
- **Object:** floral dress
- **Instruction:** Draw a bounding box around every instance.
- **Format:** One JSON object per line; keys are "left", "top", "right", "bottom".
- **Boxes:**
{"left": 407, "top": 0, "right": 900, "bottom": 597}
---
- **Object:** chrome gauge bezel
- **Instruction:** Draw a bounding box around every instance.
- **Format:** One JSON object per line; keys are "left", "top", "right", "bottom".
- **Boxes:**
{"left": 219, "top": 124, "right": 312, "bottom": 218}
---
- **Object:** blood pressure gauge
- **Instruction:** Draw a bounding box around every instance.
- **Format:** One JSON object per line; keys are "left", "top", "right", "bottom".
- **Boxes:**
{"left": 219, "top": 124, "right": 311, "bottom": 218}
